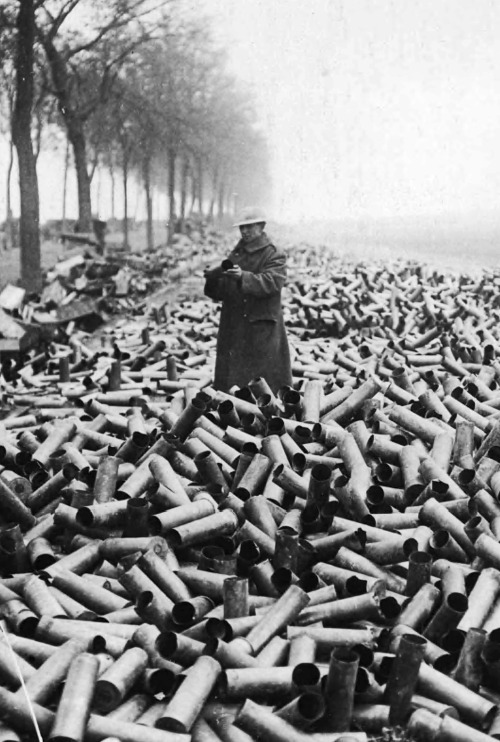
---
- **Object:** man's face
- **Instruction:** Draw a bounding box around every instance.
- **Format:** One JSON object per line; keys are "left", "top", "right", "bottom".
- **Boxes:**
{"left": 239, "top": 222, "right": 264, "bottom": 242}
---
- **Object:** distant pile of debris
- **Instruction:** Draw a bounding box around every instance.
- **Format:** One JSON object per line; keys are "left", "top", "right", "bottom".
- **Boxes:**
{"left": 0, "top": 230, "right": 229, "bottom": 357}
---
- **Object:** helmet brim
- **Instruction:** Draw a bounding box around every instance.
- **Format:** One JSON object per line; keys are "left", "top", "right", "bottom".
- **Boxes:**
{"left": 232, "top": 219, "right": 266, "bottom": 228}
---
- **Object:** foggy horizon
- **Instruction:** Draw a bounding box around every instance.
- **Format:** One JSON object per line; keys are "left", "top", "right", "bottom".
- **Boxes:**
{"left": 2, "top": 0, "right": 500, "bottom": 229}
{"left": 198, "top": 0, "right": 500, "bottom": 224}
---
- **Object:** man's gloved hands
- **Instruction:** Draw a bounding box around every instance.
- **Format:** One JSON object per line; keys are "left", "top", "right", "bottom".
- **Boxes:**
{"left": 224, "top": 265, "right": 242, "bottom": 281}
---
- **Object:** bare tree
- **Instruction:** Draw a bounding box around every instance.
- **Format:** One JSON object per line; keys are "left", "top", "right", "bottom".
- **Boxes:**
{"left": 12, "top": 0, "right": 42, "bottom": 291}
{"left": 0, "top": 6, "right": 17, "bottom": 250}
{"left": 0, "top": 81, "right": 16, "bottom": 250}
{"left": 37, "top": 0, "right": 161, "bottom": 231}
{"left": 1, "top": 0, "right": 270, "bottom": 293}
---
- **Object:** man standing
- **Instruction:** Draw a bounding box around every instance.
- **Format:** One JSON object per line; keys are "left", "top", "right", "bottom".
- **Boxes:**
{"left": 204, "top": 207, "right": 292, "bottom": 393}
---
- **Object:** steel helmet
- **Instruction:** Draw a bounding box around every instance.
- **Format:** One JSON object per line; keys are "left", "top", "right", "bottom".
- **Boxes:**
{"left": 232, "top": 207, "right": 267, "bottom": 227}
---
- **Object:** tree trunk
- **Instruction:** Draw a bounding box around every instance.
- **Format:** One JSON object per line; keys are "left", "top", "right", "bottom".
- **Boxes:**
{"left": 110, "top": 164, "right": 116, "bottom": 221}
{"left": 143, "top": 155, "right": 153, "bottom": 252}
{"left": 218, "top": 181, "right": 225, "bottom": 221}
{"left": 6, "top": 133, "right": 15, "bottom": 249}
{"left": 197, "top": 158, "right": 204, "bottom": 216}
{"left": 232, "top": 191, "right": 239, "bottom": 217}
{"left": 4, "top": 91, "right": 15, "bottom": 249}
{"left": 167, "top": 147, "right": 176, "bottom": 245}
{"left": 208, "top": 166, "right": 218, "bottom": 222}
{"left": 62, "top": 137, "right": 70, "bottom": 233}
{"left": 179, "top": 155, "right": 189, "bottom": 228}
{"left": 42, "top": 37, "right": 92, "bottom": 231}
{"left": 95, "top": 165, "right": 101, "bottom": 216}
{"left": 210, "top": 166, "right": 221, "bottom": 222}
{"left": 69, "top": 126, "right": 92, "bottom": 231}
{"left": 189, "top": 172, "right": 197, "bottom": 215}
{"left": 33, "top": 108, "right": 42, "bottom": 162}
{"left": 12, "top": 0, "right": 41, "bottom": 292}
{"left": 122, "top": 153, "right": 129, "bottom": 249}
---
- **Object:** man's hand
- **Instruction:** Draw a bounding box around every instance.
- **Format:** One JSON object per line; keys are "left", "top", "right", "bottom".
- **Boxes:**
{"left": 225, "top": 266, "right": 242, "bottom": 281}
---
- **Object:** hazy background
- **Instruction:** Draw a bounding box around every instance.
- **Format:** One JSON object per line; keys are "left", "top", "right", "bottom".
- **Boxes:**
{"left": 3, "top": 0, "right": 500, "bottom": 244}
{"left": 198, "top": 0, "right": 500, "bottom": 227}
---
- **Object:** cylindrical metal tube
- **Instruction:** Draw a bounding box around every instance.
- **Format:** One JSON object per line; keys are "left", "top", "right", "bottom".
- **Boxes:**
{"left": 43, "top": 541, "right": 101, "bottom": 577}
{"left": 147, "top": 497, "right": 217, "bottom": 536}
{"left": 235, "top": 454, "right": 273, "bottom": 500}
{"left": 51, "top": 569, "right": 129, "bottom": 614}
{"left": 148, "top": 455, "right": 190, "bottom": 507}
{"left": 28, "top": 466, "right": 78, "bottom": 514}
{"left": 239, "top": 585, "right": 310, "bottom": 655}
{"left": 405, "top": 551, "right": 433, "bottom": 597}
{"left": 420, "top": 497, "right": 475, "bottom": 559}
{"left": 457, "top": 567, "right": 500, "bottom": 632}
{"left": 275, "top": 692, "right": 326, "bottom": 730}
{"left": 20, "top": 575, "right": 66, "bottom": 619}
{"left": 202, "top": 637, "right": 260, "bottom": 669}
{"left": 221, "top": 667, "right": 294, "bottom": 699}
{"left": 389, "top": 624, "right": 454, "bottom": 674}
{"left": 27, "top": 536, "right": 57, "bottom": 572}
{"left": 2, "top": 599, "right": 39, "bottom": 637}
{"left": 48, "top": 652, "right": 99, "bottom": 742}
{"left": 156, "top": 655, "right": 221, "bottom": 734}
{"left": 156, "top": 631, "right": 205, "bottom": 665}
{"left": 136, "top": 549, "right": 189, "bottom": 602}
{"left": 395, "top": 583, "right": 441, "bottom": 631}
{"left": 242, "top": 498, "right": 277, "bottom": 542}
{"left": 0, "top": 643, "right": 35, "bottom": 689}
{"left": 32, "top": 419, "right": 77, "bottom": 467}
{"left": 223, "top": 577, "right": 249, "bottom": 619}
{"left": 169, "top": 397, "right": 207, "bottom": 440}
{"left": 424, "top": 592, "right": 469, "bottom": 643}
{"left": 475, "top": 532, "right": 500, "bottom": 569}
{"left": 297, "top": 588, "right": 398, "bottom": 627}
{"left": 384, "top": 633, "right": 426, "bottom": 727}
{"left": 332, "top": 547, "right": 406, "bottom": 594}
{"left": 76, "top": 500, "right": 128, "bottom": 529}
{"left": 307, "top": 463, "right": 332, "bottom": 508}
{"left": 287, "top": 626, "right": 379, "bottom": 650}
{"left": 0, "top": 478, "right": 36, "bottom": 530}
{"left": 35, "top": 617, "right": 127, "bottom": 657}
{"left": 417, "top": 661, "right": 497, "bottom": 729}
{"left": 17, "top": 638, "right": 87, "bottom": 705}
{"left": 0, "top": 633, "right": 55, "bottom": 666}
{"left": 452, "top": 627, "right": 486, "bottom": 692}
{"left": 169, "top": 509, "right": 240, "bottom": 548}
{"left": 171, "top": 596, "right": 214, "bottom": 627}
{"left": 323, "top": 648, "right": 359, "bottom": 731}
{"left": 287, "top": 634, "right": 316, "bottom": 666}
{"left": 94, "top": 647, "right": 149, "bottom": 713}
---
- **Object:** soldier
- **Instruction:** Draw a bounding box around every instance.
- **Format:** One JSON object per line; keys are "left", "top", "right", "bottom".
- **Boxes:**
{"left": 204, "top": 207, "right": 292, "bottom": 393}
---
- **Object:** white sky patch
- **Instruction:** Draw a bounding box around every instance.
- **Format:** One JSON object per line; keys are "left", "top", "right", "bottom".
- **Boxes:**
{"left": 195, "top": 0, "right": 500, "bottom": 222}
{"left": 3, "top": 0, "right": 500, "bottom": 225}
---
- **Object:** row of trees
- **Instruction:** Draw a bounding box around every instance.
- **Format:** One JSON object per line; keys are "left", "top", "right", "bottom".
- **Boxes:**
{"left": 0, "top": 0, "right": 270, "bottom": 290}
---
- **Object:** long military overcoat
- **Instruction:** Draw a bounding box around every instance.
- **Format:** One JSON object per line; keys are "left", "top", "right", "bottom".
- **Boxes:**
{"left": 204, "top": 232, "right": 292, "bottom": 393}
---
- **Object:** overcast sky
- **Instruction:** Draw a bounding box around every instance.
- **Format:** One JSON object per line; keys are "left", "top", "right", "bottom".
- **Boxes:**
{"left": 195, "top": 0, "right": 500, "bottom": 222}
{"left": 2, "top": 0, "right": 500, "bottom": 225}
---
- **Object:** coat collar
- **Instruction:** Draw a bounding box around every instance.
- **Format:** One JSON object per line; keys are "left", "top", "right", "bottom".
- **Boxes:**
{"left": 235, "top": 232, "right": 272, "bottom": 253}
